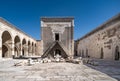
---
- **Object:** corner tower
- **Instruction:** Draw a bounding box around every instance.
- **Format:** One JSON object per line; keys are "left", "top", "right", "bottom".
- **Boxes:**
{"left": 41, "top": 17, "right": 74, "bottom": 58}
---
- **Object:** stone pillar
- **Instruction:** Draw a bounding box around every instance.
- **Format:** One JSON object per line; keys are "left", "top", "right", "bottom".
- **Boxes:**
{"left": 28, "top": 45, "right": 30, "bottom": 56}
{"left": 32, "top": 46, "right": 35, "bottom": 56}
{"left": 34, "top": 46, "right": 36, "bottom": 55}
{"left": 29, "top": 45, "right": 32, "bottom": 56}
{"left": 11, "top": 41, "right": 15, "bottom": 58}
{"left": 20, "top": 43, "right": 22, "bottom": 57}
{"left": 28, "top": 45, "right": 32, "bottom": 56}
{"left": 0, "top": 38, "right": 2, "bottom": 59}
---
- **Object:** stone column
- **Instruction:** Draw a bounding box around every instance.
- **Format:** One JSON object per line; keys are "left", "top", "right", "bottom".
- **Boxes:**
{"left": 0, "top": 38, "right": 2, "bottom": 59}
{"left": 32, "top": 46, "right": 35, "bottom": 56}
{"left": 20, "top": 43, "right": 22, "bottom": 57}
{"left": 28, "top": 45, "right": 32, "bottom": 56}
{"left": 29, "top": 45, "right": 32, "bottom": 56}
{"left": 28, "top": 45, "right": 30, "bottom": 56}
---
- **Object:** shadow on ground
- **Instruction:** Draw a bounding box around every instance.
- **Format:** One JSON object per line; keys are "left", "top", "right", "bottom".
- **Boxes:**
{"left": 85, "top": 59, "right": 120, "bottom": 81}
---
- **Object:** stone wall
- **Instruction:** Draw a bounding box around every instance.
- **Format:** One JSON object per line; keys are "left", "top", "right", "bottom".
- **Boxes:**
{"left": 0, "top": 17, "right": 37, "bottom": 59}
{"left": 41, "top": 17, "right": 74, "bottom": 57}
{"left": 36, "top": 40, "right": 43, "bottom": 56}
{"left": 77, "top": 14, "right": 120, "bottom": 60}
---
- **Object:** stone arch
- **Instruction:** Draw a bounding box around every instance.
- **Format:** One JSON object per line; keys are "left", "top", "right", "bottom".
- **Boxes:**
{"left": 28, "top": 41, "right": 31, "bottom": 56}
{"left": 2, "top": 31, "right": 12, "bottom": 58}
{"left": 2, "top": 44, "right": 10, "bottom": 58}
{"left": 115, "top": 46, "right": 120, "bottom": 60}
{"left": 32, "top": 42, "right": 34, "bottom": 55}
{"left": 14, "top": 46, "right": 19, "bottom": 57}
{"left": 2, "top": 31, "right": 12, "bottom": 43}
{"left": 35, "top": 43, "right": 36, "bottom": 55}
{"left": 14, "top": 35, "right": 21, "bottom": 57}
{"left": 22, "top": 38, "right": 26, "bottom": 56}
{"left": 22, "top": 48, "right": 25, "bottom": 56}
{"left": 14, "top": 35, "right": 21, "bottom": 43}
{"left": 100, "top": 47, "right": 104, "bottom": 59}
{"left": 22, "top": 38, "right": 26, "bottom": 45}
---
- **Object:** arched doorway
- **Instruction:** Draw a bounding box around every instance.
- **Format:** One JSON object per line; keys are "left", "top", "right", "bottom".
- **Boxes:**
{"left": 22, "top": 49, "right": 24, "bottom": 56}
{"left": 35, "top": 44, "right": 36, "bottom": 55}
{"left": 32, "top": 42, "right": 34, "bottom": 55}
{"left": 28, "top": 41, "right": 31, "bottom": 56}
{"left": 14, "top": 36, "right": 20, "bottom": 57}
{"left": 100, "top": 48, "right": 104, "bottom": 59}
{"left": 22, "top": 39, "right": 26, "bottom": 56}
{"left": 2, "top": 45, "right": 9, "bottom": 58}
{"left": 74, "top": 50, "right": 78, "bottom": 56}
{"left": 115, "top": 46, "right": 119, "bottom": 60}
{"left": 14, "top": 47, "right": 19, "bottom": 57}
{"left": 2, "top": 31, "right": 12, "bottom": 58}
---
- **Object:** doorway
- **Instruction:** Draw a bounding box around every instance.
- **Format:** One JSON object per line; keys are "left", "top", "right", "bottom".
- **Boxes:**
{"left": 115, "top": 46, "right": 120, "bottom": 60}
{"left": 100, "top": 48, "right": 104, "bottom": 59}
{"left": 55, "top": 49, "right": 61, "bottom": 55}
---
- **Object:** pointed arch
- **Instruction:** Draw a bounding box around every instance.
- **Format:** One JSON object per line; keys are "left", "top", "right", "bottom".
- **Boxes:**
{"left": 100, "top": 48, "right": 104, "bottom": 59}
{"left": 22, "top": 38, "right": 27, "bottom": 56}
{"left": 2, "top": 31, "right": 12, "bottom": 58}
{"left": 14, "top": 35, "right": 21, "bottom": 57}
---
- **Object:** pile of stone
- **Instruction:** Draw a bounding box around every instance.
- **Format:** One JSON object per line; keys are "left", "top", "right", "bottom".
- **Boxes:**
{"left": 42, "top": 58, "right": 52, "bottom": 63}
{"left": 14, "top": 60, "right": 28, "bottom": 66}
{"left": 54, "top": 54, "right": 63, "bottom": 62}
{"left": 72, "top": 57, "right": 83, "bottom": 64}
{"left": 28, "top": 58, "right": 35, "bottom": 65}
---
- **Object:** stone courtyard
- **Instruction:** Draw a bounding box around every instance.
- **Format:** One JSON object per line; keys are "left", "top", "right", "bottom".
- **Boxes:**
{"left": 0, "top": 59, "right": 120, "bottom": 81}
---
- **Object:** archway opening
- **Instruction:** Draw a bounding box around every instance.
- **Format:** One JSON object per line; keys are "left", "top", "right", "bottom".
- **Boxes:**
{"left": 115, "top": 46, "right": 120, "bottom": 60}
{"left": 32, "top": 42, "right": 34, "bottom": 55}
{"left": 2, "top": 31, "right": 12, "bottom": 58}
{"left": 14, "top": 47, "right": 19, "bottom": 57}
{"left": 14, "top": 36, "right": 20, "bottom": 57}
{"left": 28, "top": 41, "right": 31, "bottom": 56}
{"left": 2, "top": 45, "right": 9, "bottom": 58}
{"left": 100, "top": 48, "right": 104, "bottom": 59}
{"left": 22, "top": 39, "right": 26, "bottom": 56}
{"left": 22, "top": 49, "right": 24, "bottom": 56}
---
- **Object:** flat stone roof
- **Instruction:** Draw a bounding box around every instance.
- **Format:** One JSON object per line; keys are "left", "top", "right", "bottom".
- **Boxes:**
{"left": 0, "top": 17, "right": 36, "bottom": 41}
{"left": 41, "top": 17, "right": 74, "bottom": 22}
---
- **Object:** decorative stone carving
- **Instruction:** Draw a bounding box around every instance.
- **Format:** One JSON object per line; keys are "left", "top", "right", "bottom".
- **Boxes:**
{"left": 107, "top": 28, "right": 116, "bottom": 37}
{"left": 43, "top": 22, "right": 71, "bottom": 27}
{"left": 51, "top": 26, "right": 65, "bottom": 34}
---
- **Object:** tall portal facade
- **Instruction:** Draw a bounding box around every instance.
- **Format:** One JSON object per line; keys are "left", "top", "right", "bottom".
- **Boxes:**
{"left": 41, "top": 17, "right": 74, "bottom": 58}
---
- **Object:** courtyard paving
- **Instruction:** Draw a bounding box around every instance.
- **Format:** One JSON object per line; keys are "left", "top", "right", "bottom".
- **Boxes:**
{"left": 0, "top": 59, "right": 120, "bottom": 81}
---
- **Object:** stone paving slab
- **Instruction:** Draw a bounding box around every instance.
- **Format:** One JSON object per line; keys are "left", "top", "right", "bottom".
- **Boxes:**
{"left": 0, "top": 59, "right": 119, "bottom": 81}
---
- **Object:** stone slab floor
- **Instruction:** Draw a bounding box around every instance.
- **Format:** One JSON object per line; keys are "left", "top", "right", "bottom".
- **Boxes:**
{"left": 0, "top": 59, "right": 120, "bottom": 81}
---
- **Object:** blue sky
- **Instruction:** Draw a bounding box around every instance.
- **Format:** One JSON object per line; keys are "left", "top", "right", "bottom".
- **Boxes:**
{"left": 0, "top": 0, "right": 120, "bottom": 40}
